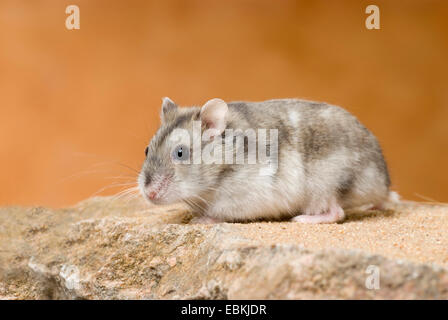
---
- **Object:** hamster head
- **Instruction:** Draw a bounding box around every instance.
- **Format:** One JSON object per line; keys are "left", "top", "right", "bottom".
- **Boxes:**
{"left": 138, "top": 97, "right": 229, "bottom": 205}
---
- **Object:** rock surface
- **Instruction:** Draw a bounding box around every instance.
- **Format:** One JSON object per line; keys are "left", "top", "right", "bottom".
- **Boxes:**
{"left": 0, "top": 197, "right": 447, "bottom": 299}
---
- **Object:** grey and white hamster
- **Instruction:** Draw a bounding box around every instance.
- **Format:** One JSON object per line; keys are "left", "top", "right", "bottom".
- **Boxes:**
{"left": 138, "top": 97, "right": 398, "bottom": 224}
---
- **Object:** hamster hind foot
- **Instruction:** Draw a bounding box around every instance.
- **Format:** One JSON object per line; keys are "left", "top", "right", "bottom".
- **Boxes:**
{"left": 291, "top": 204, "right": 345, "bottom": 224}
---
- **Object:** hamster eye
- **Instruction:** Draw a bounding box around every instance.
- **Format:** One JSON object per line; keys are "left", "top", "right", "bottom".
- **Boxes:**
{"left": 144, "top": 146, "right": 149, "bottom": 157}
{"left": 172, "top": 144, "right": 189, "bottom": 161}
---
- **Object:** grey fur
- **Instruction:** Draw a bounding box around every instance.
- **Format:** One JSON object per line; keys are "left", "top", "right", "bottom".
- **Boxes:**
{"left": 138, "top": 98, "right": 393, "bottom": 224}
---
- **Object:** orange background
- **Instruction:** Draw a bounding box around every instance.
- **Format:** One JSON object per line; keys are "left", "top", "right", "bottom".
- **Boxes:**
{"left": 0, "top": 0, "right": 447, "bottom": 207}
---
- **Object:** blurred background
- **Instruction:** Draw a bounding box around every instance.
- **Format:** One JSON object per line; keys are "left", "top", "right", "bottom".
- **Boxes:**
{"left": 0, "top": 0, "right": 447, "bottom": 207}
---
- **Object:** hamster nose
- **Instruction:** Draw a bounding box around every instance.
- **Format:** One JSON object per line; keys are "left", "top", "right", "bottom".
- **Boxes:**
{"left": 144, "top": 174, "right": 171, "bottom": 202}
{"left": 148, "top": 190, "right": 158, "bottom": 200}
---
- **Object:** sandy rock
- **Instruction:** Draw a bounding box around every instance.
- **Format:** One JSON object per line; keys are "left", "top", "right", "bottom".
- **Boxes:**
{"left": 0, "top": 197, "right": 447, "bottom": 299}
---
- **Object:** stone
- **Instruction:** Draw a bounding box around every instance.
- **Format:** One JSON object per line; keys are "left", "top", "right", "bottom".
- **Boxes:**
{"left": 0, "top": 197, "right": 447, "bottom": 299}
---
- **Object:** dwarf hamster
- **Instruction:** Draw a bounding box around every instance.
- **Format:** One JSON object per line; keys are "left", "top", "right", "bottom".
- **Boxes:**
{"left": 138, "top": 97, "right": 397, "bottom": 224}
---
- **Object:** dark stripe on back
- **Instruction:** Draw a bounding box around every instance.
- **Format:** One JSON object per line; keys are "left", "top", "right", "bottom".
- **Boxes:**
{"left": 337, "top": 173, "right": 355, "bottom": 199}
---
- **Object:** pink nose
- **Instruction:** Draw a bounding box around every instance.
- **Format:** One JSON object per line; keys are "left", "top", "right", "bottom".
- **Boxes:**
{"left": 148, "top": 191, "right": 158, "bottom": 200}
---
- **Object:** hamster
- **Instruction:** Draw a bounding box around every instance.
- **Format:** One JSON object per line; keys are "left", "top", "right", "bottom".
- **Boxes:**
{"left": 138, "top": 97, "right": 397, "bottom": 224}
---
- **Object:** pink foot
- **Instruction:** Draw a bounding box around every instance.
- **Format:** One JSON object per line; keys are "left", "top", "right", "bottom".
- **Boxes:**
{"left": 291, "top": 205, "right": 345, "bottom": 224}
{"left": 190, "top": 216, "right": 221, "bottom": 224}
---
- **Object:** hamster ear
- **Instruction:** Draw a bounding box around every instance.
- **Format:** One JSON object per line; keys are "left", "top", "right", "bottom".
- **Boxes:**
{"left": 200, "top": 98, "right": 228, "bottom": 139}
{"left": 160, "top": 97, "right": 178, "bottom": 123}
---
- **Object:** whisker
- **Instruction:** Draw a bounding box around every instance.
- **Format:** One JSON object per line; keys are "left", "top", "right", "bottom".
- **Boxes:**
{"left": 90, "top": 182, "right": 138, "bottom": 198}
{"left": 414, "top": 193, "right": 440, "bottom": 204}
